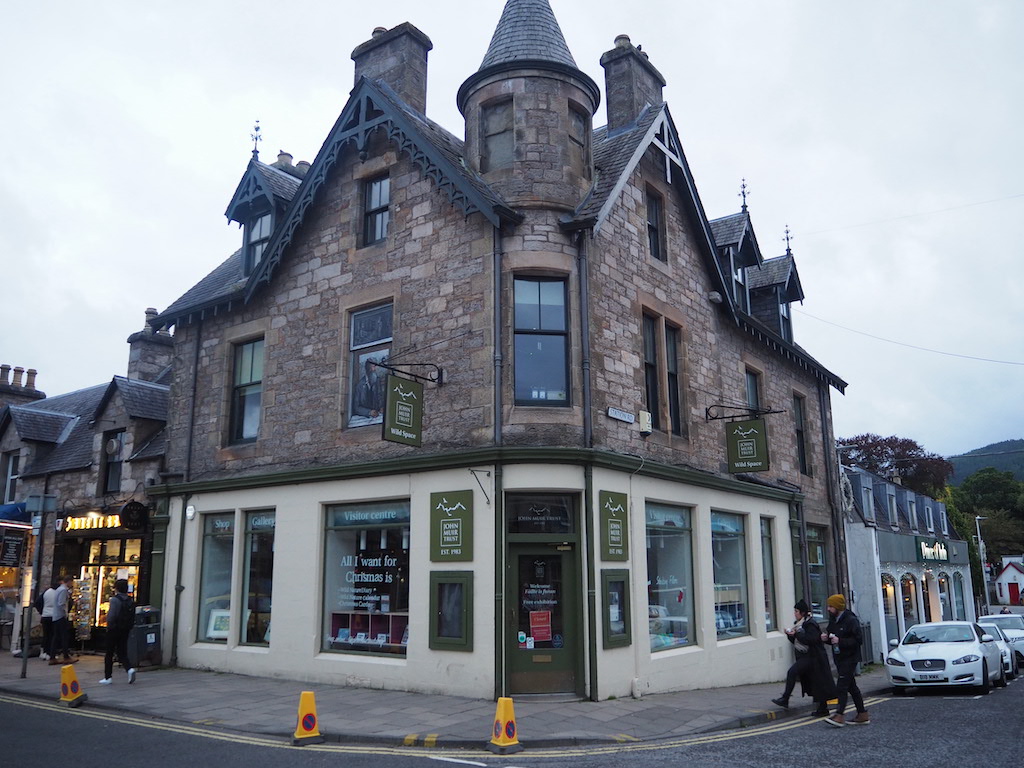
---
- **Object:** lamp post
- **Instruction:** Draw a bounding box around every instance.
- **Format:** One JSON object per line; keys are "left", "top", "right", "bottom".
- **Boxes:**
{"left": 20, "top": 493, "right": 56, "bottom": 679}
{"left": 975, "top": 515, "right": 989, "bottom": 617}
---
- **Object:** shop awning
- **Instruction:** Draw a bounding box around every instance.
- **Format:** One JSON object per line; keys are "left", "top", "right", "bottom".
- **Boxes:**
{"left": 0, "top": 502, "right": 29, "bottom": 525}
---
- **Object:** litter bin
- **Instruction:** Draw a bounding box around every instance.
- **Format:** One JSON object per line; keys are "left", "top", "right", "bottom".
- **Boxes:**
{"left": 128, "top": 605, "right": 162, "bottom": 668}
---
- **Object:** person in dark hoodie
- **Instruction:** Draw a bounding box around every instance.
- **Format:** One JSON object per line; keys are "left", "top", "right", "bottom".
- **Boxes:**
{"left": 99, "top": 579, "right": 136, "bottom": 685}
{"left": 822, "top": 593, "right": 869, "bottom": 726}
{"left": 772, "top": 599, "right": 836, "bottom": 716}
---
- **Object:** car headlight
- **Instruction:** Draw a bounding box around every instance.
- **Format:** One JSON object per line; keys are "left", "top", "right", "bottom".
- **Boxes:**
{"left": 952, "top": 654, "right": 980, "bottom": 665}
{"left": 886, "top": 656, "right": 905, "bottom": 666}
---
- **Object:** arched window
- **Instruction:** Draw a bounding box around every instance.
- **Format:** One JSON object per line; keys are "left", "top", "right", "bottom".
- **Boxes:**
{"left": 937, "top": 572, "right": 952, "bottom": 621}
{"left": 881, "top": 573, "right": 899, "bottom": 644}
{"left": 900, "top": 574, "right": 919, "bottom": 630}
{"left": 952, "top": 573, "right": 967, "bottom": 620}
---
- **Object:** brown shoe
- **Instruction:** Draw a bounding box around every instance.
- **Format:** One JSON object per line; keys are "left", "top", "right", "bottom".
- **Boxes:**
{"left": 824, "top": 714, "right": 845, "bottom": 727}
{"left": 852, "top": 711, "right": 870, "bottom": 725}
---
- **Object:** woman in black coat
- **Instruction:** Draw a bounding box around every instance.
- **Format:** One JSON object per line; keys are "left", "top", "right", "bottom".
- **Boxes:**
{"left": 772, "top": 599, "right": 836, "bottom": 716}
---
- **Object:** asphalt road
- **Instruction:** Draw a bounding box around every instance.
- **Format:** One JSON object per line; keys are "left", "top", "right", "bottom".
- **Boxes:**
{"left": 3, "top": 679, "right": 1023, "bottom": 768}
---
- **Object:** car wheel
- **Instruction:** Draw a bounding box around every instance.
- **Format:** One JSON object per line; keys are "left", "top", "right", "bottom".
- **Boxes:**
{"left": 997, "top": 663, "right": 1008, "bottom": 688}
{"left": 978, "top": 661, "right": 991, "bottom": 695}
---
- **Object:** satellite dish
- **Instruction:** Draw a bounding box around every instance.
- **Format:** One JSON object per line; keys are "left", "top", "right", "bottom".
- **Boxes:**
{"left": 105, "top": 437, "right": 122, "bottom": 456}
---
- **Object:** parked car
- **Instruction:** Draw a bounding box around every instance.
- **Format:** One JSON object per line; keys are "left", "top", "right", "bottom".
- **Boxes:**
{"left": 977, "top": 614, "right": 1024, "bottom": 664}
{"left": 886, "top": 621, "right": 1004, "bottom": 695}
{"left": 979, "top": 622, "right": 1019, "bottom": 679}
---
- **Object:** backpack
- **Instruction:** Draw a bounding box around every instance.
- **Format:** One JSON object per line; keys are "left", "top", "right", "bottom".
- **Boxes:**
{"left": 34, "top": 593, "right": 44, "bottom": 614}
{"left": 113, "top": 594, "right": 136, "bottom": 633}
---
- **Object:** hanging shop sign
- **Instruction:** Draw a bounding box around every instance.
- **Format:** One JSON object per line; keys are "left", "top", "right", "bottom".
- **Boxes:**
{"left": 917, "top": 537, "right": 949, "bottom": 562}
{"left": 120, "top": 501, "right": 149, "bottom": 531}
{"left": 382, "top": 374, "right": 424, "bottom": 447}
{"left": 726, "top": 418, "right": 770, "bottom": 473}
{"left": 0, "top": 533, "right": 25, "bottom": 567}
{"left": 599, "top": 491, "right": 629, "bottom": 561}
{"left": 430, "top": 490, "right": 473, "bottom": 562}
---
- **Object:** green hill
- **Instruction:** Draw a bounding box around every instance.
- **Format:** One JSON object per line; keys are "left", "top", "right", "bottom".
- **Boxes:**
{"left": 949, "top": 439, "right": 1024, "bottom": 485}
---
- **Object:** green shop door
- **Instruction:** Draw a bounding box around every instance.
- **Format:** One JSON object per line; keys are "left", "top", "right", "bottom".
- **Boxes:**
{"left": 507, "top": 544, "right": 581, "bottom": 695}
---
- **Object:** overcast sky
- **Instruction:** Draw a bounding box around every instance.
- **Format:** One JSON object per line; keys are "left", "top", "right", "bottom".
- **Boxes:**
{"left": 2, "top": 1, "right": 1021, "bottom": 459}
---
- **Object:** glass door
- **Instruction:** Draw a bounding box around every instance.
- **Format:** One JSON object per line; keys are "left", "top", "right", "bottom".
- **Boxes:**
{"left": 507, "top": 545, "right": 580, "bottom": 695}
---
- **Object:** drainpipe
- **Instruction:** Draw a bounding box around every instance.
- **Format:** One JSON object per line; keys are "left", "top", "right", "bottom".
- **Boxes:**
{"left": 818, "top": 382, "right": 848, "bottom": 596}
{"left": 584, "top": 464, "right": 599, "bottom": 700}
{"left": 170, "top": 319, "right": 202, "bottom": 667}
{"left": 577, "top": 230, "right": 593, "bottom": 448}
{"left": 493, "top": 226, "right": 503, "bottom": 448}
{"left": 493, "top": 464, "right": 505, "bottom": 699}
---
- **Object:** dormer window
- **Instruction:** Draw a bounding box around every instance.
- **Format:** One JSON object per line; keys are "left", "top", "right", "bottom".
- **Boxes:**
{"left": 730, "top": 250, "right": 748, "bottom": 312}
{"left": 246, "top": 212, "right": 272, "bottom": 275}
{"left": 779, "top": 300, "right": 793, "bottom": 342}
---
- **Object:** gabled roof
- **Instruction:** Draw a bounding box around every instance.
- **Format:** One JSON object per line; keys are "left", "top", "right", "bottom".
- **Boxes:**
{"left": 997, "top": 562, "right": 1024, "bottom": 579}
{"left": 224, "top": 159, "right": 302, "bottom": 224}
{"left": 7, "top": 407, "right": 75, "bottom": 443}
{"left": 15, "top": 384, "right": 108, "bottom": 477}
{"left": 479, "top": 0, "right": 578, "bottom": 69}
{"left": 708, "top": 211, "right": 763, "bottom": 269}
{"left": 95, "top": 377, "right": 169, "bottom": 423}
{"left": 748, "top": 254, "right": 804, "bottom": 303}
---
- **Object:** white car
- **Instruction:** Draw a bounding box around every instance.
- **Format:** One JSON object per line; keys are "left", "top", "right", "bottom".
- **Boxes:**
{"left": 979, "top": 622, "right": 1019, "bottom": 679}
{"left": 978, "top": 614, "right": 1024, "bottom": 665}
{"left": 886, "top": 621, "right": 1004, "bottom": 694}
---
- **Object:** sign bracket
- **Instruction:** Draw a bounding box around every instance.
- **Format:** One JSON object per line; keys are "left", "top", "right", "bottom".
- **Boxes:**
{"left": 376, "top": 362, "right": 443, "bottom": 386}
{"left": 705, "top": 404, "right": 785, "bottom": 422}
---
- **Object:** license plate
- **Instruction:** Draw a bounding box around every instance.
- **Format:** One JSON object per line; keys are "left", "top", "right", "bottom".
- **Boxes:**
{"left": 917, "top": 673, "right": 942, "bottom": 681}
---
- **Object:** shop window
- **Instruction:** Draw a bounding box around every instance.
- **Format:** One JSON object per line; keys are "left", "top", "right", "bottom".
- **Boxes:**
{"left": 601, "top": 569, "right": 631, "bottom": 649}
{"left": 646, "top": 188, "right": 666, "bottom": 262}
{"left": 100, "top": 430, "right": 125, "bottom": 496}
{"left": 938, "top": 572, "right": 952, "bottom": 621}
{"left": 881, "top": 574, "right": 899, "bottom": 646}
{"left": 428, "top": 571, "right": 473, "bottom": 651}
{"left": 646, "top": 503, "right": 693, "bottom": 652}
{"left": 323, "top": 500, "right": 410, "bottom": 655}
{"left": 348, "top": 303, "right": 392, "bottom": 428}
{"left": 506, "top": 494, "right": 575, "bottom": 535}
{"left": 761, "top": 518, "right": 777, "bottom": 632}
{"left": 230, "top": 339, "right": 264, "bottom": 443}
{"left": 713, "top": 511, "right": 748, "bottom": 639}
{"left": 242, "top": 511, "right": 274, "bottom": 646}
{"left": 198, "top": 514, "right": 235, "bottom": 644}
{"left": 481, "top": 99, "right": 513, "bottom": 172}
{"left": 2, "top": 450, "right": 19, "bottom": 504}
{"left": 513, "top": 277, "right": 569, "bottom": 406}
{"left": 363, "top": 175, "right": 390, "bottom": 246}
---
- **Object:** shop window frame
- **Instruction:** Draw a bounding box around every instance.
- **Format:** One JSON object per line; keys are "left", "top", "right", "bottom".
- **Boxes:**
{"left": 428, "top": 571, "right": 473, "bottom": 652}
{"left": 601, "top": 569, "right": 631, "bottom": 649}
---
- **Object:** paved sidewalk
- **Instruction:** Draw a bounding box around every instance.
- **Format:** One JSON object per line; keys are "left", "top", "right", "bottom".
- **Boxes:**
{"left": 0, "top": 651, "right": 891, "bottom": 748}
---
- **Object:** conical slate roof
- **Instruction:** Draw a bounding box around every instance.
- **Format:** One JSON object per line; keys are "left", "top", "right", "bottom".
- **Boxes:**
{"left": 479, "top": 0, "right": 577, "bottom": 70}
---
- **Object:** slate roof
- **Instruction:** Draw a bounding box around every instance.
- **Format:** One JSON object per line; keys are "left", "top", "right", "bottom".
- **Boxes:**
{"left": 156, "top": 248, "right": 246, "bottom": 326}
{"left": 97, "top": 377, "right": 169, "bottom": 423}
{"left": 748, "top": 254, "right": 804, "bottom": 303}
{"left": 7, "top": 407, "right": 74, "bottom": 443}
{"left": 709, "top": 213, "right": 747, "bottom": 249}
{"left": 575, "top": 104, "right": 661, "bottom": 222}
{"left": 14, "top": 384, "right": 107, "bottom": 477}
{"left": 254, "top": 161, "right": 301, "bottom": 202}
{"left": 130, "top": 426, "right": 166, "bottom": 462}
{"left": 479, "top": 0, "right": 577, "bottom": 69}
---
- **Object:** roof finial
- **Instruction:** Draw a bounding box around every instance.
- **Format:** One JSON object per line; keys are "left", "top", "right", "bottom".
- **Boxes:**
{"left": 739, "top": 178, "right": 749, "bottom": 213}
{"left": 783, "top": 224, "right": 794, "bottom": 256}
{"left": 251, "top": 120, "right": 262, "bottom": 161}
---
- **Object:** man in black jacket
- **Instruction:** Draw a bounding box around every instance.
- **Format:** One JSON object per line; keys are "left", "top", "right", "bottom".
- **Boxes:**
{"left": 822, "top": 593, "right": 869, "bottom": 726}
{"left": 99, "top": 579, "right": 136, "bottom": 685}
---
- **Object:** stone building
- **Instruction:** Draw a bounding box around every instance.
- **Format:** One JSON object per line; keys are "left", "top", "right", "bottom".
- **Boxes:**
{"left": 151, "top": 0, "right": 846, "bottom": 699}
{"left": 0, "top": 311, "right": 172, "bottom": 651}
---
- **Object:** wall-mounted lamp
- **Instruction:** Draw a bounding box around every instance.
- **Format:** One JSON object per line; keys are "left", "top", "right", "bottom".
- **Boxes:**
{"left": 185, "top": 505, "right": 197, "bottom": 521}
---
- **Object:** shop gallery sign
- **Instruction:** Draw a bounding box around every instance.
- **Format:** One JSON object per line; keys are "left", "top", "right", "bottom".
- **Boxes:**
{"left": 430, "top": 490, "right": 473, "bottom": 562}
{"left": 599, "top": 490, "right": 628, "bottom": 561}
{"left": 726, "top": 418, "right": 770, "bottom": 473}
{"left": 382, "top": 375, "right": 423, "bottom": 447}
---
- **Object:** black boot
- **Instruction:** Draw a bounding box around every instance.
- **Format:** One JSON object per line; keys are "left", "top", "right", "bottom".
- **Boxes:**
{"left": 812, "top": 705, "right": 830, "bottom": 717}
{"left": 771, "top": 696, "right": 790, "bottom": 709}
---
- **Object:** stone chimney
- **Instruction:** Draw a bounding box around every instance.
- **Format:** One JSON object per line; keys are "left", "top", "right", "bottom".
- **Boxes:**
{"left": 600, "top": 34, "right": 666, "bottom": 134}
{"left": 295, "top": 160, "right": 311, "bottom": 177}
{"left": 351, "top": 23, "right": 433, "bottom": 115}
{"left": 0, "top": 363, "right": 46, "bottom": 409}
{"left": 126, "top": 308, "right": 174, "bottom": 382}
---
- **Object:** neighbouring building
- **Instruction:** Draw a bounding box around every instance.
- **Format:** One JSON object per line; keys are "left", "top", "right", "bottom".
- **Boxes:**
{"left": 842, "top": 465, "right": 976, "bottom": 662}
{"left": 994, "top": 557, "right": 1024, "bottom": 606}
{"left": 0, "top": 311, "right": 172, "bottom": 652}
{"left": 151, "top": 0, "right": 847, "bottom": 699}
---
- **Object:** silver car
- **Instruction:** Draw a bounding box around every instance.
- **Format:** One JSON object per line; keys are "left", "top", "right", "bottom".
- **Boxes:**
{"left": 978, "top": 614, "right": 1024, "bottom": 665}
{"left": 886, "top": 621, "right": 1004, "bottom": 694}
{"left": 980, "top": 622, "right": 1019, "bottom": 679}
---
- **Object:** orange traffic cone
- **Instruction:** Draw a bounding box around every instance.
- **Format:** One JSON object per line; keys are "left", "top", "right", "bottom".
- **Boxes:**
{"left": 58, "top": 664, "right": 88, "bottom": 708}
{"left": 486, "top": 696, "right": 523, "bottom": 754}
{"left": 292, "top": 691, "right": 325, "bottom": 745}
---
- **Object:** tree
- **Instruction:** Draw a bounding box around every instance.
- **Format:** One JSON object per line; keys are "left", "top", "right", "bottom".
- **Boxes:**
{"left": 951, "top": 467, "right": 1024, "bottom": 520}
{"left": 837, "top": 433, "right": 954, "bottom": 497}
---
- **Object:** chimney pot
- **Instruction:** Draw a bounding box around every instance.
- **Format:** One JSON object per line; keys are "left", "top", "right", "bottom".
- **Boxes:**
{"left": 0, "top": 365, "right": 9, "bottom": 386}
{"left": 295, "top": 160, "right": 311, "bottom": 177}
{"left": 615, "top": 34, "right": 631, "bottom": 48}
{"left": 25, "top": 369, "right": 37, "bottom": 390}
{"left": 12, "top": 367, "right": 24, "bottom": 388}
{"left": 372, "top": 26, "right": 387, "bottom": 38}
{"left": 276, "top": 151, "right": 293, "bottom": 167}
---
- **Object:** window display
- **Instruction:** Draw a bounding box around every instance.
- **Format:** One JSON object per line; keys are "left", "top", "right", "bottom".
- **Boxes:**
{"left": 323, "top": 500, "right": 409, "bottom": 655}
{"left": 242, "top": 511, "right": 274, "bottom": 645}
{"left": 761, "top": 518, "right": 777, "bottom": 632}
{"left": 646, "top": 503, "right": 693, "bottom": 651}
{"left": 712, "top": 511, "right": 748, "bottom": 639}
{"left": 198, "top": 514, "right": 234, "bottom": 643}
